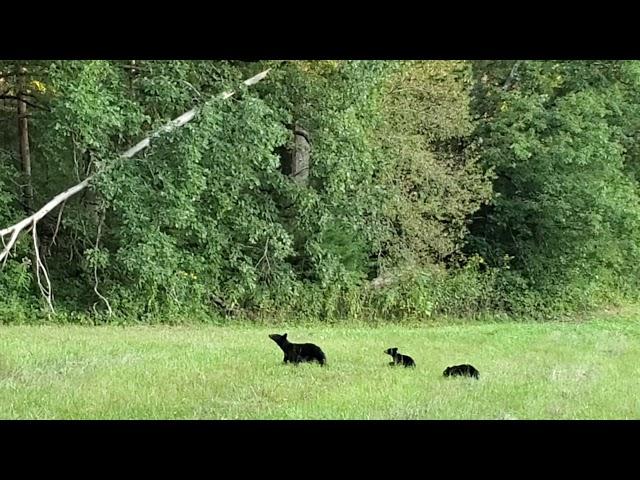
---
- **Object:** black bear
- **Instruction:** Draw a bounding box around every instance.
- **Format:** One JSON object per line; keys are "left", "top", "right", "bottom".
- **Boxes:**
{"left": 443, "top": 364, "right": 480, "bottom": 379}
{"left": 384, "top": 347, "right": 416, "bottom": 368}
{"left": 269, "top": 333, "right": 326, "bottom": 366}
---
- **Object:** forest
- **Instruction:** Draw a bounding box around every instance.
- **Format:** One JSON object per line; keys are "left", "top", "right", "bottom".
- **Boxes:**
{"left": 2, "top": 60, "right": 640, "bottom": 324}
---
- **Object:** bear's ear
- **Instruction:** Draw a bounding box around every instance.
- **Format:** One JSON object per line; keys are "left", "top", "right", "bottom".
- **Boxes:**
{"left": 283, "top": 333, "right": 288, "bottom": 339}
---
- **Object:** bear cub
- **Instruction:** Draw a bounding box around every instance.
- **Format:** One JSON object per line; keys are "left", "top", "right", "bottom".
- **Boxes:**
{"left": 269, "top": 333, "right": 326, "bottom": 366}
{"left": 443, "top": 364, "right": 480, "bottom": 379}
{"left": 384, "top": 347, "right": 416, "bottom": 368}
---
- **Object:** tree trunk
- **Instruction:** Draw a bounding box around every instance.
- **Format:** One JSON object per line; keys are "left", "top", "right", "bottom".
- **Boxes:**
{"left": 279, "top": 123, "right": 311, "bottom": 185}
{"left": 291, "top": 124, "right": 310, "bottom": 185}
{"left": 17, "top": 94, "right": 33, "bottom": 213}
{"left": 17, "top": 89, "right": 38, "bottom": 280}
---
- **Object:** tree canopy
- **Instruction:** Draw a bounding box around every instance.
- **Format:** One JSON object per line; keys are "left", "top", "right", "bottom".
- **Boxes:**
{"left": 2, "top": 60, "right": 640, "bottom": 322}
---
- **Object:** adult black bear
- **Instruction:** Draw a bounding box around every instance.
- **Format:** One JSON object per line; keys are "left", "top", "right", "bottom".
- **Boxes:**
{"left": 269, "top": 333, "right": 326, "bottom": 366}
{"left": 443, "top": 364, "right": 480, "bottom": 379}
{"left": 384, "top": 347, "right": 416, "bottom": 368}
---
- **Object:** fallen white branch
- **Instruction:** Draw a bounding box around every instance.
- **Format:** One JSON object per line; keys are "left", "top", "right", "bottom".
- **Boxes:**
{"left": 0, "top": 67, "right": 272, "bottom": 267}
{"left": 121, "top": 68, "right": 271, "bottom": 159}
{"left": 0, "top": 177, "right": 91, "bottom": 264}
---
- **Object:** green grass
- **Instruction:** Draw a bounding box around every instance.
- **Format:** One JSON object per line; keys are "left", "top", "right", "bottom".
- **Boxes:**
{"left": 1, "top": 308, "right": 640, "bottom": 419}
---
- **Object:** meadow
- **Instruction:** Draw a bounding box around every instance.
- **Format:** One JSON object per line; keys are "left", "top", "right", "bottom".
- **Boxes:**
{"left": 1, "top": 309, "right": 639, "bottom": 419}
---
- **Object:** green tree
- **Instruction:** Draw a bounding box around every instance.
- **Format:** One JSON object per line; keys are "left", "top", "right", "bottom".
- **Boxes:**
{"left": 469, "top": 60, "right": 640, "bottom": 312}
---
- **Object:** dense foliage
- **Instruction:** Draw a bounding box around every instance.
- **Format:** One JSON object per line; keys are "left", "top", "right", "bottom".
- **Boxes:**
{"left": 2, "top": 60, "right": 640, "bottom": 323}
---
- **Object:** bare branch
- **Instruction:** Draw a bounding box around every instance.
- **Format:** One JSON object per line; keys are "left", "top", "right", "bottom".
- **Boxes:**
{"left": 51, "top": 200, "right": 65, "bottom": 247}
{"left": 93, "top": 265, "right": 112, "bottom": 315}
{"left": 1, "top": 220, "right": 23, "bottom": 267}
{"left": 121, "top": 68, "right": 272, "bottom": 159}
{"left": 180, "top": 80, "right": 202, "bottom": 98}
{"left": 0, "top": 71, "right": 31, "bottom": 80}
{"left": 0, "top": 94, "right": 50, "bottom": 111}
{"left": 92, "top": 206, "right": 112, "bottom": 316}
{"left": 0, "top": 233, "right": 7, "bottom": 268}
{"left": 256, "top": 238, "right": 270, "bottom": 270}
{"left": 33, "top": 222, "right": 55, "bottom": 313}
{"left": 0, "top": 176, "right": 91, "bottom": 264}
{"left": 72, "top": 135, "right": 81, "bottom": 182}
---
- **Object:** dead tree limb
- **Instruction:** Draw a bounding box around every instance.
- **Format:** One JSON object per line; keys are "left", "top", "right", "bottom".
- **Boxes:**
{"left": 0, "top": 67, "right": 272, "bottom": 267}
{"left": 50, "top": 200, "right": 65, "bottom": 247}
{"left": 33, "top": 222, "right": 54, "bottom": 312}
{"left": 121, "top": 68, "right": 271, "bottom": 158}
{"left": 0, "top": 95, "right": 51, "bottom": 111}
{"left": 0, "top": 176, "right": 91, "bottom": 265}
{"left": 92, "top": 205, "right": 113, "bottom": 316}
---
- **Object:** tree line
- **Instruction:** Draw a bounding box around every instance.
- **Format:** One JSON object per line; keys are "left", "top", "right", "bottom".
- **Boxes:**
{"left": 2, "top": 60, "right": 639, "bottom": 322}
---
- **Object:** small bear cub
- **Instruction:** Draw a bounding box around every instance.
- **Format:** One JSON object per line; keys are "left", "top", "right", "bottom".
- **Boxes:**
{"left": 269, "top": 333, "right": 326, "bottom": 366}
{"left": 384, "top": 347, "right": 416, "bottom": 368}
{"left": 443, "top": 364, "right": 480, "bottom": 379}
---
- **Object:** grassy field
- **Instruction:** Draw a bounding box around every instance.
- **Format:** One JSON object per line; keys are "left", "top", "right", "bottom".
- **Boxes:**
{"left": 1, "top": 308, "right": 640, "bottom": 419}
